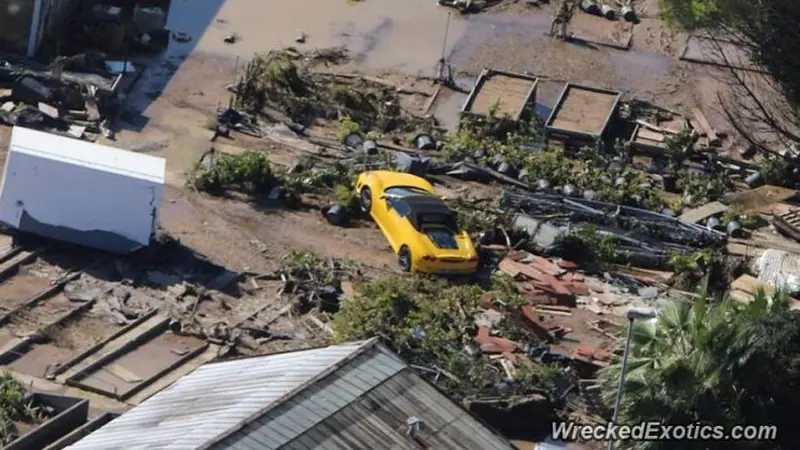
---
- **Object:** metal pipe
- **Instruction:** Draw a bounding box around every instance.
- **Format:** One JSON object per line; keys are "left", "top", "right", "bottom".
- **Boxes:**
{"left": 608, "top": 317, "right": 634, "bottom": 450}
{"left": 609, "top": 308, "right": 656, "bottom": 450}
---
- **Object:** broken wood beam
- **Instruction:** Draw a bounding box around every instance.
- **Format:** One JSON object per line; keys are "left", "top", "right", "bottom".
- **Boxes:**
{"left": 691, "top": 108, "right": 720, "bottom": 146}
{"left": 635, "top": 119, "right": 679, "bottom": 135}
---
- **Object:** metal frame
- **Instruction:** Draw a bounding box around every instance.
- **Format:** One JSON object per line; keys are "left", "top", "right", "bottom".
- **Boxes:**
{"left": 545, "top": 83, "right": 621, "bottom": 142}
{"left": 461, "top": 68, "right": 539, "bottom": 121}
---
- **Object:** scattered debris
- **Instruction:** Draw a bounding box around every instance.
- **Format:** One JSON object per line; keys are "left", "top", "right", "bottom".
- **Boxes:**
{"left": 172, "top": 31, "right": 192, "bottom": 43}
{"left": 277, "top": 251, "right": 359, "bottom": 314}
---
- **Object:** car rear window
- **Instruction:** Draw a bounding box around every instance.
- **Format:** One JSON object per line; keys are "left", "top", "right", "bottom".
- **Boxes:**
{"left": 424, "top": 226, "right": 459, "bottom": 249}
{"left": 420, "top": 213, "right": 458, "bottom": 231}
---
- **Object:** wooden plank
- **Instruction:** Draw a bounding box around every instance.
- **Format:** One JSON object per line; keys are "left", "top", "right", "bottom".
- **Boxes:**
{"left": 106, "top": 364, "right": 143, "bottom": 383}
{"left": 535, "top": 304, "right": 573, "bottom": 312}
{"left": 726, "top": 242, "right": 764, "bottom": 258}
{"left": 636, "top": 128, "right": 665, "bottom": 142}
{"left": 528, "top": 255, "right": 564, "bottom": 276}
{"left": 498, "top": 258, "right": 522, "bottom": 278}
{"left": 679, "top": 201, "right": 729, "bottom": 224}
{"left": 534, "top": 308, "right": 572, "bottom": 316}
{"left": 723, "top": 185, "right": 798, "bottom": 210}
{"left": 691, "top": 108, "right": 719, "bottom": 145}
{"left": 636, "top": 119, "right": 679, "bottom": 135}
{"left": 730, "top": 280, "right": 800, "bottom": 310}
{"left": 731, "top": 274, "right": 773, "bottom": 296}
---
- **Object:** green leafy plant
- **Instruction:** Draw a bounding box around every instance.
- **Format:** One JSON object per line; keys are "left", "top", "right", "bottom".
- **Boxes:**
{"left": 333, "top": 183, "right": 356, "bottom": 210}
{"left": 721, "top": 210, "right": 760, "bottom": 229}
{"left": 759, "top": 156, "right": 790, "bottom": 187}
{"left": 556, "top": 226, "right": 626, "bottom": 267}
{"left": 332, "top": 275, "right": 561, "bottom": 399}
{"left": 677, "top": 171, "right": 730, "bottom": 206}
{"left": 337, "top": 117, "right": 362, "bottom": 143}
{"left": 664, "top": 127, "right": 693, "bottom": 171}
{"left": 0, "top": 372, "right": 44, "bottom": 445}
{"left": 669, "top": 250, "right": 714, "bottom": 275}
{"left": 597, "top": 286, "right": 791, "bottom": 450}
{"left": 191, "top": 150, "right": 276, "bottom": 194}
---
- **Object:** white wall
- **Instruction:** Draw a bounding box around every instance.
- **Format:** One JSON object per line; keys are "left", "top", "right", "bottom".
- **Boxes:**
{"left": 0, "top": 148, "right": 162, "bottom": 252}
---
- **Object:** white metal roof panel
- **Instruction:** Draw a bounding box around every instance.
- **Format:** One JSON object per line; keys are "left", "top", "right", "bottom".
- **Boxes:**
{"left": 9, "top": 126, "right": 166, "bottom": 184}
{"left": 216, "top": 347, "right": 407, "bottom": 449}
{"left": 65, "top": 340, "right": 374, "bottom": 450}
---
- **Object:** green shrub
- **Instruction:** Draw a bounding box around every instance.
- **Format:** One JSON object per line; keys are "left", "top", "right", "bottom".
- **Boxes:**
{"left": 332, "top": 275, "right": 559, "bottom": 399}
{"left": 337, "top": 117, "right": 362, "bottom": 143}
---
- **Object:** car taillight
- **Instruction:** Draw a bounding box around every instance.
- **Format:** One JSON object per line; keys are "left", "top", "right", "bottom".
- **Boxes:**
{"left": 468, "top": 255, "right": 479, "bottom": 262}
{"left": 422, "top": 254, "right": 436, "bottom": 261}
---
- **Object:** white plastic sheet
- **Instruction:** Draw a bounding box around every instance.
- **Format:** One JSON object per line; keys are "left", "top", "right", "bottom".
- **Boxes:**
{"left": 754, "top": 249, "right": 800, "bottom": 295}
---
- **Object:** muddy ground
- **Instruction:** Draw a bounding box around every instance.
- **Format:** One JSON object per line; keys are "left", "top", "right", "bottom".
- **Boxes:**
{"left": 0, "top": 0, "right": 771, "bottom": 422}
{"left": 58, "top": 0, "right": 756, "bottom": 355}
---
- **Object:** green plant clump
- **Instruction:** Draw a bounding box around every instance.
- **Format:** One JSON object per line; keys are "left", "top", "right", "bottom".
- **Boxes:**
{"left": 0, "top": 372, "right": 42, "bottom": 445}
{"left": 191, "top": 150, "right": 277, "bottom": 194}
{"left": 445, "top": 118, "right": 665, "bottom": 211}
{"left": 333, "top": 183, "right": 357, "bottom": 210}
{"left": 337, "top": 117, "right": 362, "bottom": 143}
{"left": 597, "top": 286, "right": 792, "bottom": 450}
{"left": 556, "top": 226, "right": 627, "bottom": 267}
{"left": 332, "top": 275, "right": 560, "bottom": 399}
{"left": 676, "top": 171, "right": 730, "bottom": 207}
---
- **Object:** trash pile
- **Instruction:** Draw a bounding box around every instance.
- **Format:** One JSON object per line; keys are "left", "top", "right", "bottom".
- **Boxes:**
{"left": 275, "top": 250, "right": 360, "bottom": 314}
{"left": 233, "top": 47, "right": 429, "bottom": 134}
{"left": 0, "top": 54, "right": 138, "bottom": 140}
{"left": 502, "top": 190, "right": 726, "bottom": 267}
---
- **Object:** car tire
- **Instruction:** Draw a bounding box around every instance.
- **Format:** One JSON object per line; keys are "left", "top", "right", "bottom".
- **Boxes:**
{"left": 359, "top": 187, "right": 372, "bottom": 214}
{"left": 398, "top": 246, "right": 412, "bottom": 272}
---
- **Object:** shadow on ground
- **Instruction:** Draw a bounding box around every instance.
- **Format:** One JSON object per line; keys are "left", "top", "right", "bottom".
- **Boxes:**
{"left": 16, "top": 232, "right": 243, "bottom": 298}
{"left": 116, "top": 0, "right": 229, "bottom": 132}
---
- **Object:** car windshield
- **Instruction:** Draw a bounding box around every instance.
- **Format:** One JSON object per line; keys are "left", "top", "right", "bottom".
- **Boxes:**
{"left": 384, "top": 186, "right": 431, "bottom": 198}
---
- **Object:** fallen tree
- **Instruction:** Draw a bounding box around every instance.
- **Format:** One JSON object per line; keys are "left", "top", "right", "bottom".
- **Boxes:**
{"left": 661, "top": 0, "right": 800, "bottom": 162}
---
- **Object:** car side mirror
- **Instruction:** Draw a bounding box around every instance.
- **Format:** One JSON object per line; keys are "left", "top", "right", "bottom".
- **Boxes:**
{"left": 379, "top": 194, "right": 387, "bottom": 200}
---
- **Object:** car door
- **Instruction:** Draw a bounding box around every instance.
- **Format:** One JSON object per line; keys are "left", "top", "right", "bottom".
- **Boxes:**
{"left": 381, "top": 196, "right": 413, "bottom": 252}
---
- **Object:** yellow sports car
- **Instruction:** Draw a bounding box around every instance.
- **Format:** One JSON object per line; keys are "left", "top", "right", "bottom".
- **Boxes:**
{"left": 356, "top": 170, "right": 479, "bottom": 274}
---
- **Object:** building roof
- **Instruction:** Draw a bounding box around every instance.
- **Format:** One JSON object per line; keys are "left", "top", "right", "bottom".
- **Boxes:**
{"left": 9, "top": 127, "right": 166, "bottom": 184}
{"left": 66, "top": 339, "right": 517, "bottom": 450}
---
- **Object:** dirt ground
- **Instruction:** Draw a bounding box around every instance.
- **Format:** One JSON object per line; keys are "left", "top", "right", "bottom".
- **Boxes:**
{"left": 61, "top": 0, "right": 753, "bottom": 358}
{"left": 0, "top": 0, "right": 758, "bottom": 435}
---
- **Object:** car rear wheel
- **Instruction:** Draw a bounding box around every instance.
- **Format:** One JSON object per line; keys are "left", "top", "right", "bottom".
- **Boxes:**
{"left": 398, "top": 246, "right": 412, "bottom": 272}
{"left": 359, "top": 187, "right": 372, "bottom": 214}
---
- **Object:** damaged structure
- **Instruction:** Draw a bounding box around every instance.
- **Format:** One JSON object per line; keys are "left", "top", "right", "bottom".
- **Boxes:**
{"left": 0, "top": 0, "right": 78, "bottom": 57}
{"left": 66, "top": 338, "right": 518, "bottom": 450}
{"left": 0, "top": 126, "right": 166, "bottom": 253}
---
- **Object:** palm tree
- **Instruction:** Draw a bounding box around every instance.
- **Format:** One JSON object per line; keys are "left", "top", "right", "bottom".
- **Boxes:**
{"left": 597, "top": 284, "right": 789, "bottom": 450}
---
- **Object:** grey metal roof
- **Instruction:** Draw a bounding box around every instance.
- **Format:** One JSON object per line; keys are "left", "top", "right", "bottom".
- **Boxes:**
{"left": 65, "top": 340, "right": 374, "bottom": 450}
{"left": 214, "top": 364, "right": 516, "bottom": 450}
{"left": 67, "top": 338, "right": 516, "bottom": 450}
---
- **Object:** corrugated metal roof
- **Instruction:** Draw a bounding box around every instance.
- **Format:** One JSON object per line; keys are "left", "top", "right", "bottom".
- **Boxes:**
{"left": 65, "top": 340, "right": 374, "bottom": 450}
{"left": 67, "top": 338, "right": 516, "bottom": 450}
{"left": 9, "top": 127, "right": 166, "bottom": 184}
{"left": 215, "top": 361, "right": 516, "bottom": 450}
